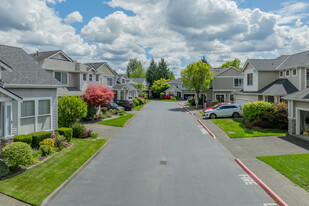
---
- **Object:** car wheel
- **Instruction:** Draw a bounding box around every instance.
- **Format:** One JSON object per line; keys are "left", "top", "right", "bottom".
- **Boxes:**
{"left": 232, "top": 112, "right": 240, "bottom": 118}
{"left": 210, "top": 113, "right": 217, "bottom": 119}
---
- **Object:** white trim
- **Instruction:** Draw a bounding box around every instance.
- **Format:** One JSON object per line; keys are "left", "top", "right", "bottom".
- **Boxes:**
{"left": 233, "top": 77, "right": 244, "bottom": 88}
{"left": 48, "top": 51, "right": 73, "bottom": 62}
{"left": 213, "top": 89, "right": 238, "bottom": 92}
{"left": 215, "top": 76, "right": 243, "bottom": 79}
{"left": 4, "top": 102, "right": 13, "bottom": 139}
{"left": 242, "top": 60, "right": 255, "bottom": 72}
{"left": 0, "top": 60, "right": 12, "bottom": 72}
{"left": 299, "top": 67, "right": 302, "bottom": 90}
{"left": 54, "top": 71, "right": 69, "bottom": 86}
{"left": 97, "top": 63, "right": 118, "bottom": 76}
{"left": 4, "top": 84, "right": 62, "bottom": 88}
{"left": 0, "top": 87, "right": 22, "bottom": 101}
{"left": 296, "top": 107, "right": 309, "bottom": 135}
{"left": 285, "top": 69, "right": 290, "bottom": 77}
{"left": 279, "top": 71, "right": 284, "bottom": 78}
{"left": 82, "top": 73, "right": 87, "bottom": 81}
{"left": 292, "top": 68, "right": 297, "bottom": 76}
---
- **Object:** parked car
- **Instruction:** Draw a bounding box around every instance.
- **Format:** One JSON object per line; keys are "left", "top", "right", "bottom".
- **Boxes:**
{"left": 115, "top": 100, "right": 134, "bottom": 111}
{"left": 102, "top": 102, "right": 124, "bottom": 110}
{"left": 204, "top": 104, "right": 242, "bottom": 119}
{"left": 203, "top": 102, "right": 233, "bottom": 113}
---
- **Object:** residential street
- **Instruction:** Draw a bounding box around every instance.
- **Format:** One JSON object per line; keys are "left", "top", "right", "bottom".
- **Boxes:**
{"left": 48, "top": 101, "right": 275, "bottom": 206}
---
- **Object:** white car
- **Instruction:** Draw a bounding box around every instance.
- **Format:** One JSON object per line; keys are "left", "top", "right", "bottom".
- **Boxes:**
{"left": 204, "top": 104, "right": 242, "bottom": 119}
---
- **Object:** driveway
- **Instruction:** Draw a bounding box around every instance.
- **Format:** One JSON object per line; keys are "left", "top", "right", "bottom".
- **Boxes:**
{"left": 48, "top": 101, "right": 275, "bottom": 206}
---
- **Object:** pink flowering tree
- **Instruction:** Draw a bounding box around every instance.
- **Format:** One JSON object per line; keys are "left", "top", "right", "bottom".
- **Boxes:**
{"left": 84, "top": 85, "right": 115, "bottom": 106}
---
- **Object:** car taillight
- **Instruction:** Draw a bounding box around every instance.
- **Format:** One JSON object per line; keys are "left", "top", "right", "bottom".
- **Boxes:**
{"left": 240, "top": 107, "right": 242, "bottom": 110}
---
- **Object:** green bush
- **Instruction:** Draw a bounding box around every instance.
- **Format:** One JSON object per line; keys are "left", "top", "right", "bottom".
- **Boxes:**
{"left": 106, "top": 112, "right": 112, "bottom": 118}
{"left": 39, "top": 145, "right": 55, "bottom": 156}
{"left": 188, "top": 97, "right": 195, "bottom": 106}
{"left": 137, "top": 97, "right": 144, "bottom": 105}
{"left": 243, "top": 101, "right": 274, "bottom": 122}
{"left": 0, "top": 160, "right": 9, "bottom": 178}
{"left": 14, "top": 135, "right": 32, "bottom": 146}
{"left": 2, "top": 142, "right": 33, "bottom": 169}
{"left": 160, "top": 92, "right": 165, "bottom": 99}
{"left": 170, "top": 96, "right": 177, "bottom": 100}
{"left": 54, "top": 132, "right": 66, "bottom": 149}
{"left": 132, "top": 98, "right": 140, "bottom": 106}
{"left": 119, "top": 109, "right": 126, "bottom": 116}
{"left": 55, "top": 127, "right": 73, "bottom": 142}
{"left": 80, "top": 128, "right": 93, "bottom": 139}
{"left": 109, "top": 109, "right": 118, "bottom": 115}
{"left": 72, "top": 123, "right": 85, "bottom": 138}
{"left": 58, "top": 96, "right": 87, "bottom": 127}
{"left": 29, "top": 131, "right": 52, "bottom": 148}
{"left": 85, "top": 104, "right": 97, "bottom": 121}
{"left": 90, "top": 132, "right": 98, "bottom": 139}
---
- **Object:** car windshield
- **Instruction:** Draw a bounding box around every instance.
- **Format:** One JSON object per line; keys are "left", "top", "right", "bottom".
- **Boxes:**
{"left": 111, "top": 102, "right": 117, "bottom": 106}
{"left": 214, "top": 105, "right": 219, "bottom": 109}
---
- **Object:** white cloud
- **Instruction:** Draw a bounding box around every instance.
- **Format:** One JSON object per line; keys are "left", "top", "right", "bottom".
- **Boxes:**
{"left": 64, "top": 11, "right": 83, "bottom": 24}
{"left": 295, "top": 18, "right": 303, "bottom": 26}
{"left": 44, "top": 0, "right": 66, "bottom": 5}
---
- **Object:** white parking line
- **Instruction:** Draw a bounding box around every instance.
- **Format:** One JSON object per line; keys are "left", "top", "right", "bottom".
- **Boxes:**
{"left": 200, "top": 128, "right": 208, "bottom": 135}
{"left": 238, "top": 174, "right": 258, "bottom": 185}
{"left": 264, "top": 203, "right": 278, "bottom": 206}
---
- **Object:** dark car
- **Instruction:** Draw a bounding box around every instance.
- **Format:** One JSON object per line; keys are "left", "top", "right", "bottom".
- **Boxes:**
{"left": 115, "top": 100, "right": 134, "bottom": 111}
{"left": 102, "top": 102, "right": 124, "bottom": 110}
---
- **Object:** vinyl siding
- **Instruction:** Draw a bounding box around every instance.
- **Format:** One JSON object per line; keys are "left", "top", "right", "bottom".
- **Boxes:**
{"left": 12, "top": 101, "right": 18, "bottom": 136}
{"left": 213, "top": 78, "right": 234, "bottom": 90}
{"left": 41, "top": 58, "right": 75, "bottom": 72}
{"left": 258, "top": 71, "right": 278, "bottom": 90}
{"left": 97, "top": 65, "right": 115, "bottom": 76}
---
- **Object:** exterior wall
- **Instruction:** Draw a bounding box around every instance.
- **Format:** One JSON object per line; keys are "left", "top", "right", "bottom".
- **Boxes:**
{"left": 68, "top": 72, "right": 77, "bottom": 87}
{"left": 243, "top": 64, "right": 259, "bottom": 92}
{"left": 41, "top": 59, "right": 75, "bottom": 72}
{"left": 234, "top": 93, "right": 258, "bottom": 102}
{"left": 301, "top": 68, "right": 306, "bottom": 89}
{"left": 257, "top": 71, "right": 278, "bottom": 91}
{"left": 8, "top": 88, "right": 58, "bottom": 132}
{"left": 280, "top": 68, "right": 299, "bottom": 90}
{"left": 12, "top": 101, "right": 18, "bottom": 136}
{"left": 97, "top": 65, "right": 115, "bottom": 76}
{"left": 213, "top": 78, "right": 234, "bottom": 90}
{"left": 219, "top": 68, "right": 242, "bottom": 76}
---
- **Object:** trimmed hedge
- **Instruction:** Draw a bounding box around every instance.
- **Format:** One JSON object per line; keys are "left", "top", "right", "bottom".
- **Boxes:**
{"left": 0, "top": 160, "right": 9, "bottom": 178}
{"left": 137, "top": 97, "right": 143, "bottom": 105}
{"left": 55, "top": 128, "right": 73, "bottom": 142}
{"left": 13, "top": 135, "right": 32, "bottom": 146}
{"left": 132, "top": 98, "right": 140, "bottom": 106}
{"left": 243, "top": 101, "right": 274, "bottom": 122}
{"left": 29, "top": 131, "right": 52, "bottom": 148}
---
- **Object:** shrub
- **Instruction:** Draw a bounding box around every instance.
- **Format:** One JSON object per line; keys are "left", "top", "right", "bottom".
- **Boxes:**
{"left": 139, "top": 92, "right": 148, "bottom": 99}
{"left": 2, "top": 142, "right": 33, "bottom": 169}
{"left": 39, "top": 138, "right": 55, "bottom": 147}
{"left": 106, "top": 112, "right": 112, "bottom": 118}
{"left": 137, "top": 97, "right": 144, "bottom": 105}
{"left": 0, "top": 160, "right": 9, "bottom": 178}
{"left": 160, "top": 92, "right": 165, "bottom": 99}
{"left": 170, "top": 96, "right": 177, "bottom": 101}
{"left": 72, "top": 123, "right": 85, "bottom": 138}
{"left": 119, "top": 109, "right": 126, "bottom": 116}
{"left": 101, "top": 107, "right": 109, "bottom": 113}
{"left": 133, "top": 98, "right": 139, "bottom": 106}
{"left": 53, "top": 132, "right": 66, "bottom": 149}
{"left": 29, "top": 131, "right": 52, "bottom": 148}
{"left": 39, "top": 145, "right": 55, "bottom": 156}
{"left": 14, "top": 135, "right": 32, "bottom": 146}
{"left": 80, "top": 128, "right": 93, "bottom": 139}
{"left": 272, "top": 102, "right": 288, "bottom": 130}
{"left": 100, "top": 113, "right": 107, "bottom": 119}
{"left": 90, "top": 132, "right": 98, "bottom": 139}
{"left": 188, "top": 97, "right": 195, "bottom": 106}
{"left": 165, "top": 94, "right": 172, "bottom": 100}
{"left": 243, "top": 101, "right": 274, "bottom": 122}
{"left": 109, "top": 109, "right": 118, "bottom": 115}
{"left": 55, "top": 127, "right": 73, "bottom": 142}
{"left": 85, "top": 104, "right": 97, "bottom": 121}
{"left": 58, "top": 96, "right": 87, "bottom": 127}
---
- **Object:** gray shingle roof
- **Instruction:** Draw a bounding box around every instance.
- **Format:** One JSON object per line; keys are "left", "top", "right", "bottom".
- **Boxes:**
{"left": 113, "top": 83, "right": 137, "bottom": 91}
{"left": 0, "top": 45, "right": 62, "bottom": 87}
{"left": 168, "top": 78, "right": 182, "bottom": 84}
{"left": 30, "top": 50, "right": 61, "bottom": 62}
{"left": 247, "top": 55, "right": 289, "bottom": 71}
{"left": 85, "top": 62, "right": 107, "bottom": 70}
{"left": 131, "top": 78, "right": 146, "bottom": 84}
{"left": 277, "top": 50, "right": 309, "bottom": 70}
{"left": 210, "top": 67, "right": 230, "bottom": 77}
{"left": 283, "top": 89, "right": 309, "bottom": 100}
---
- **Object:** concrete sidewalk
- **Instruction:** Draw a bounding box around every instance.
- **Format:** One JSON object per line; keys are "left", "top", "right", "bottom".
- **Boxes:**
{"left": 186, "top": 104, "right": 309, "bottom": 206}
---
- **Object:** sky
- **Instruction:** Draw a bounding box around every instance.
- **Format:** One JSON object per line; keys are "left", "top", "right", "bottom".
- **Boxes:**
{"left": 0, "top": 0, "right": 309, "bottom": 77}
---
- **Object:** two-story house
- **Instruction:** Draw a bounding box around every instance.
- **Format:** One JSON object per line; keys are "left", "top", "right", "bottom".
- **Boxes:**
{"left": 165, "top": 78, "right": 195, "bottom": 99}
{"left": 114, "top": 74, "right": 139, "bottom": 100}
{"left": 31, "top": 50, "right": 103, "bottom": 97}
{"left": 0, "top": 45, "right": 61, "bottom": 149}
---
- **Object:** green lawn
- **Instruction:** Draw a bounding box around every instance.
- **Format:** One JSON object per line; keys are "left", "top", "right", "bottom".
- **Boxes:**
{"left": 0, "top": 138, "right": 107, "bottom": 206}
{"left": 257, "top": 154, "right": 309, "bottom": 192}
{"left": 98, "top": 113, "right": 135, "bottom": 127}
{"left": 132, "top": 105, "right": 143, "bottom": 111}
{"left": 184, "top": 102, "right": 194, "bottom": 108}
{"left": 210, "top": 118, "right": 287, "bottom": 138}
{"left": 161, "top": 99, "right": 180, "bottom": 102}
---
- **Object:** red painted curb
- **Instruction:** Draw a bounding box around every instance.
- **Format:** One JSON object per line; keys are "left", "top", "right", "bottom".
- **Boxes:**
{"left": 235, "top": 158, "right": 288, "bottom": 206}
{"left": 197, "top": 119, "right": 216, "bottom": 139}
{"left": 178, "top": 104, "right": 193, "bottom": 115}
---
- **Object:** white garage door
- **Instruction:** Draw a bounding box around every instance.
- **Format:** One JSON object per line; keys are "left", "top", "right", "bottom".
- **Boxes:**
{"left": 235, "top": 99, "right": 250, "bottom": 107}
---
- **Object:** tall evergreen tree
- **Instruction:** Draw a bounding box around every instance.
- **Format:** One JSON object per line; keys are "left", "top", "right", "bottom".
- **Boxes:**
{"left": 157, "top": 58, "right": 170, "bottom": 79}
{"left": 126, "top": 58, "right": 143, "bottom": 77}
{"left": 146, "top": 58, "right": 157, "bottom": 86}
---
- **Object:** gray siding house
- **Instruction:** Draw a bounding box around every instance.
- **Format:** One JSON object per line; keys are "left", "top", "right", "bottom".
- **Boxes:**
{"left": 0, "top": 45, "right": 61, "bottom": 148}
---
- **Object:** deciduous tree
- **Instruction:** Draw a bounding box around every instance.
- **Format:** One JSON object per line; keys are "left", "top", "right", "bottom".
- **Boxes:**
{"left": 83, "top": 85, "right": 114, "bottom": 107}
{"left": 126, "top": 58, "right": 143, "bottom": 77}
{"left": 220, "top": 58, "right": 242, "bottom": 70}
{"left": 151, "top": 78, "right": 170, "bottom": 95}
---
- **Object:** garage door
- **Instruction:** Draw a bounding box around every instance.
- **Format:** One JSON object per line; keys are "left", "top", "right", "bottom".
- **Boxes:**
{"left": 235, "top": 99, "right": 250, "bottom": 107}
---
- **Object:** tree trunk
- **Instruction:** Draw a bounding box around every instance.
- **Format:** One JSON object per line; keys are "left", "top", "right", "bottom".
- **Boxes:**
{"left": 195, "top": 92, "right": 199, "bottom": 109}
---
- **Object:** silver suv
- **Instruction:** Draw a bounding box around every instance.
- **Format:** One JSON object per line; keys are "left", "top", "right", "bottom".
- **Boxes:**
{"left": 204, "top": 104, "right": 242, "bottom": 119}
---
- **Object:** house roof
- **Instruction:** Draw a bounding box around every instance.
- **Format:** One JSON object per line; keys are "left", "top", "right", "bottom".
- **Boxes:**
{"left": 239, "top": 79, "right": 298, "bottom": 96}
{"left": 283, "top": 89, "right": 309, "bottom": 100}
{"left": 0, "top": 45, "right": 62, "bottom": 87}
{"left": 165, "top": 85, "right": 182, "bottom": 92}
{"left": 58, "top": 87, "right": 84, "bottom": 97}
{"left": 245, "top": 55, "right": 289, "bottom": 71}
{"left": 168, "top": 78, "right": 182, "bottom": 84}
{"left": 0, "top": 86, "right": 23, "bottom": 101}
{"left": 130, "top": 78, "right": 146, "bottom": 84}
{"left": 277, "top": 50, "right": 309, "bottom": 70}
{"left": 85, "top": 62, "right": 107, "bottom": 70}
{"left": 210, "top": 67, "right": 230, "bottom": 77}
{"left": 30, "top": 50, "right": 62, "bottom": 62}
{"left": 113, "top": 83, "right": 137, "bottom": 91}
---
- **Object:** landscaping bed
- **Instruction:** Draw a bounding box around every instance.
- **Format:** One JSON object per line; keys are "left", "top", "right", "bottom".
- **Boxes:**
{"left": 0, "top": 138, "right": 107, "bottom": 206}
{"left": 98, "top": 113, "right": 135, "bottom": 127}
{"left": 211, "top": 118, "right": 287, "bottom": 138}
{"left": 257, "top": 154, "right": 309, "bottom": 192}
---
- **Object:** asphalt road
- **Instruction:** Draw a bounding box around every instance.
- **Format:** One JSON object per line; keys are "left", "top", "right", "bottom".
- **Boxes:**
{"left": 48, "top": 101, "right": 275, "bottom": 206}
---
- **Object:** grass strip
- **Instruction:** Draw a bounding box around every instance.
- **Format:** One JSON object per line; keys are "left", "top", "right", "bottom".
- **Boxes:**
{"left": 257, "top": 154, "right": 309, "bottom": 192}
{"left": 0, "top": 138, "right": 107, "bottom": 206}
{"left": 211, "top": 118, "right": 286, "bottom": 138}
{"left": 98, "top": 113, "right": 135, "bottom": 127}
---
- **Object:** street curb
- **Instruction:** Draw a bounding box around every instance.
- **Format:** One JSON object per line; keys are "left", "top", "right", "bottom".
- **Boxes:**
{"left": 178, "top": 104, "right": 193, "bottom": 115}
{"left": 235, "top": 158, "right": 288, "bottom": 206}
{"left": 41, "top": 139, "right": 111, "bottom": 206}
{"left": 197, "top": 119, "right": 216, "bottom": 139}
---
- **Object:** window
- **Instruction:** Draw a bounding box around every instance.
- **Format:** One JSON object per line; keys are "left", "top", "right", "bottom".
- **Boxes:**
{"left": 89, "top": 74, "right": 93, "bottom": 81}
{"left": 83, "top": 74, "right": 87, "bottom": 81}
{"left": 96, "top": 75, "right": 99, "bottom": 81}
{"left": 286, "top": 70, "right": 290, "bottom": 77}
{"left": 280, "top": 71, "right": 283, "bottom": 77}
{"left": 292, "top": 69, "right": 297, "bottom": 76}
{"left": 247, "top": 73, "right": 253, "bottom": 85}
{"left": 107, "top": 77, "right": 113, "bottom": 86}
{"left": 215, "top": 94, "right": 225, "bottom": 102}
{"left": 230, "top": 94, "right": 234, "bottom": 102}
{"left": 99, "top": 76, "right": 103, "bottom": 85}
{"left": 20, "top": 99, "right": 51, "bottom": 134}
{"left": 55, "top": 72, "right": 68, "bottom": 84}
{"left": 234, "top": 78, "right": 243, "bottom": 87}
{"left": 122, "top": 79, "right": 125, "bottom": 84}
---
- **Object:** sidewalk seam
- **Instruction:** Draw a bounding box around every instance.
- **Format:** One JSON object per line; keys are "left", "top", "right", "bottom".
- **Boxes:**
{"left": 41, "top": 139, "right": 111, "bottom": 206}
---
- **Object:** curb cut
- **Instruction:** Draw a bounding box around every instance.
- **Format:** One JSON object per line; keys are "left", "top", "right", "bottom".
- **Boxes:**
{"left": 178, "top": 104, "right": 193, "bottom": 115}
{"left": 235, "top": 158, "right": 288, "bottom": 206}
{"left": 197, "top": 119, "right": 216, "bottom": 139}
{"left": 41, "top": 139, "right": 111, "bottom": 206}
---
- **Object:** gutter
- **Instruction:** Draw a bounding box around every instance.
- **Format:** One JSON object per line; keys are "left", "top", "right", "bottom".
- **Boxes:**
{"left": 4, "top": 84, "right": 63, "bottom": 89}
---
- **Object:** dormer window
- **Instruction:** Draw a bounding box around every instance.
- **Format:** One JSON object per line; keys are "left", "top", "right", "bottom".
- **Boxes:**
{"left": 89, "top": 74, "right": 93, "bottom": 81}
{"left": 292, "top": 69, "right": 297, "bottom": 76}
{"left": 286, "top": 70, "right": 290, "bottom": 77}
{"left": 280, "top": 71, "right": 283, "bottom": 77}
{"left": 54, "top": 72, "right": 68, "bottom": 85}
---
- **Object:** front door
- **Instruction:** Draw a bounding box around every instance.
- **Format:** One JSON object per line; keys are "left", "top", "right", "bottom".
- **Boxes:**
{"left": 216, "top": 94, "right": 225, "bottom": 102}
